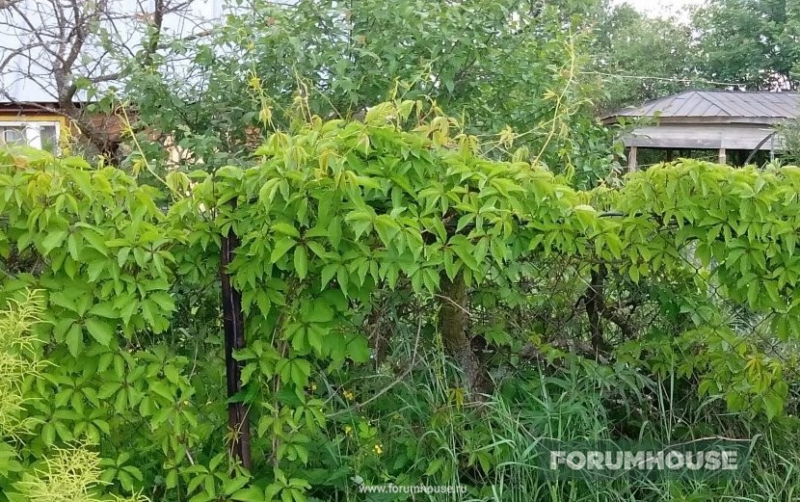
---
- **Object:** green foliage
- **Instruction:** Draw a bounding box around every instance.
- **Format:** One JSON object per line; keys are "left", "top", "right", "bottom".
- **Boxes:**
{"left": 779, "top": 118, "right": 800, "bottom": 164}
{"left": 14, "top": 447, "right": 147, "bottom": 502}
{"left": 0, "top": 291, "right": 146, "bottom": 502}
{"left": 693, "top": 0, "right": 799, "bottom": 90}
{"left": 590, "top": 4, "right": 699, "bottom": 112}
{"left": 125, "top": 0, "right": 617, "bottom": 185}
{"left": 0, "top": 151, "right": 213, "bottom": 501}
{"left": 3, "top": 109, "right": 800, "bottom": 500}
{"left": 591, "top": 0, "right": 799, "bottom": 115}
{"left": 0, "top": 290, "right": 43, "bottom": 440}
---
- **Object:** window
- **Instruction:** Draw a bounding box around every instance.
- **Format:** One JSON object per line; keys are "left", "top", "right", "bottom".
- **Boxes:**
{"left": 40, "top": 125, "right": 58, "bottom": 153}
{"left": 0, "top": 126, "right": 26, "bottom": 146}
{"left": 0, "top": 122, "right": 60, "bottom": 152}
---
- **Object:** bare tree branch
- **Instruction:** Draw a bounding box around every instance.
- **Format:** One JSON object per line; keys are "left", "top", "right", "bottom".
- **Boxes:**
{"left": 0, "top": 0, "right": 201, "bottom": 162}
{"left": 0, "top": 0, "right": 22, "bottom": 10}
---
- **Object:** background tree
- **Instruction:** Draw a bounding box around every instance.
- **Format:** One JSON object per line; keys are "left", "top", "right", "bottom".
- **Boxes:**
{"left": 592, "top": 0, "right": 800, "bottom": 114}
{"left": 126, "top": 0, "right": 619, "bottom": 185}
{"left": 692, "top": 0, "right": 800, "bottom": 90}
{"left": 589, "top": 3, "right": 697, "bottom": 113}
{"left": 0, "top": 0, "right": 201, "bottom": 161}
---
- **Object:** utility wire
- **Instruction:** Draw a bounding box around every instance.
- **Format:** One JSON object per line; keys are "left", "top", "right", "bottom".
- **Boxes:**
{"left": 582, "top": 71, "right": 744, "bottom": 88}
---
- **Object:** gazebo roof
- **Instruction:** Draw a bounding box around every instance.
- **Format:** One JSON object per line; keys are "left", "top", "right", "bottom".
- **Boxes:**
{"left": 603, "top": 90, "right": 800, "bottom": 125}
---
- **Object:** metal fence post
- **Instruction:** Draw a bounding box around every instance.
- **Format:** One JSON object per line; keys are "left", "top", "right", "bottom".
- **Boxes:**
{"left": 220, "top": 210, "right": 252, "bottom": 469}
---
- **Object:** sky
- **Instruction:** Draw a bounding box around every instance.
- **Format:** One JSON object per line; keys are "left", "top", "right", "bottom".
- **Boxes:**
{"left": 0, "top": 0, "right": 224, "bottom": 102}
{"left": 612, "top": 0, "right": 706, "bottom": 19}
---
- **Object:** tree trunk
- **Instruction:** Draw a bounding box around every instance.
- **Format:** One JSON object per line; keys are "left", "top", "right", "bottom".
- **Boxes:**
{"left": 585, "top": 264, "right": 606, "bottom": 356}
{"left": 584, "top": 264, "right": 628, "bottom": 356}
{"left": 438, "top": 272, "right": 491, "bottom": 399}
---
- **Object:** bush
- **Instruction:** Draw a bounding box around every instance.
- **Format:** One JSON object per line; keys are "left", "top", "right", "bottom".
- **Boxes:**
{"left": 1, "top": 106, "right": 800, "bottom": 500}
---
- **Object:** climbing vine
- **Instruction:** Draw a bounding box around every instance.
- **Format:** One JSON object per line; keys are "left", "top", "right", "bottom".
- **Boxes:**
{"left": 1, "top": 105, "right": 800, "bottom": 500}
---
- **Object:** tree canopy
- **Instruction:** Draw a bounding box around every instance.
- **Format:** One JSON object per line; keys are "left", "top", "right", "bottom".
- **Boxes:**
{"left": 693, "top": 0, "right": 799, "bottom": 90}
{"left": 126, "top": 0, "right": 617, "bottom": 184}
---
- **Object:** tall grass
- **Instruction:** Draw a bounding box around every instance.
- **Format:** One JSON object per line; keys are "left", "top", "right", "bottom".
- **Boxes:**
{"left": 339, "top": 334, "right": 800, "bottom": 502}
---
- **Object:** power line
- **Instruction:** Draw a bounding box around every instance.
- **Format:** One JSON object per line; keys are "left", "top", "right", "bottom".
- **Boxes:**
{"left": 582, "top": 71, "right": 744, "bottom": 88}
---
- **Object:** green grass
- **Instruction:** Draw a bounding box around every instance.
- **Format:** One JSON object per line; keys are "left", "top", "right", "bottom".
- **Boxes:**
{"left": 324, "top": 340, "right": 800, "bottom": 502}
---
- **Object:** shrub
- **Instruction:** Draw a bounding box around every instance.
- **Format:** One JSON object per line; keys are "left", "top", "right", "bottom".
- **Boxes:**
{"left": 1, "top": 106, "right": 800, "bottom": 500}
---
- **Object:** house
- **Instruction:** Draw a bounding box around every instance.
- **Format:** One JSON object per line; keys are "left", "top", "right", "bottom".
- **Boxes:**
{"left": 0, "top": 101, "right": 67, "bottom": 152}
{"left": 0, "top": 0, "right": 226, "bottom": 157}
{"left": 0, "top": 99, "right": 131, "bottom": 157}
{"left": 602, "top": 90, "right": 800, "bottom": 170}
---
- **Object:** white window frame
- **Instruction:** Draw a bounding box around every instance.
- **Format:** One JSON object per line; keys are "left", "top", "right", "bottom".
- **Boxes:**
{"left": 0, "top": 121, "right": 61, "bottom": 151}
{"left": 0, "top": 126, "right": 26, "bottom": 145}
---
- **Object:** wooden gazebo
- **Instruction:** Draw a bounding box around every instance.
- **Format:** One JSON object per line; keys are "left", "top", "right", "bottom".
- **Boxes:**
{"left": 602, "top": 90, "right": 800, "bottom": 170}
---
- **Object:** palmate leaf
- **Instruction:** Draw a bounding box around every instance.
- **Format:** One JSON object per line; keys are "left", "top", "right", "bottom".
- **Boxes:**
{"left": 84, "top": 317, "right": 114, "bottom": 346}
{"left": 272, "top": 222, "right": 300, "bottom": 238}
{"left": 271, "top": 238, "right": 297, "bottom": 263}
{"left": 66, "top": 323, "right": 83, "bottom": 357}
{"left": 294, "top": 246, "right": 308, "bottom": 279}
{"left": 40, "top": 229, "right": 67, "bottom": 254}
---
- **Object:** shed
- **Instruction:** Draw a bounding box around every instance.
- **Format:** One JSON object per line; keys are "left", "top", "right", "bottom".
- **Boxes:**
{"left": 602, "top": 90, "right": 800, "bottom": 170}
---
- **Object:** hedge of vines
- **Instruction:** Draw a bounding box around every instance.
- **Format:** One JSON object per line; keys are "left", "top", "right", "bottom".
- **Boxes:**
{"left": 1, "top": 101, "right": 799, "bottom": 501}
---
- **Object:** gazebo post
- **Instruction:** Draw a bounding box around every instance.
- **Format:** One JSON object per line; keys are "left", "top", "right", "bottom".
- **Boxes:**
{"left": 718, "top": 148, "right": 726, "bottom": 165}
{"left": 628, "top": 146, "right": 638, "bottom": 172}
{"left": 770, "top": 135, "right": 775, "bottom": 162}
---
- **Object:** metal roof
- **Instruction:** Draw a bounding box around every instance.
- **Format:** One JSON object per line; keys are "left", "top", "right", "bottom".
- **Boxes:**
{"left": 603, "top": 90, "right": 800, "bottom": 124}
